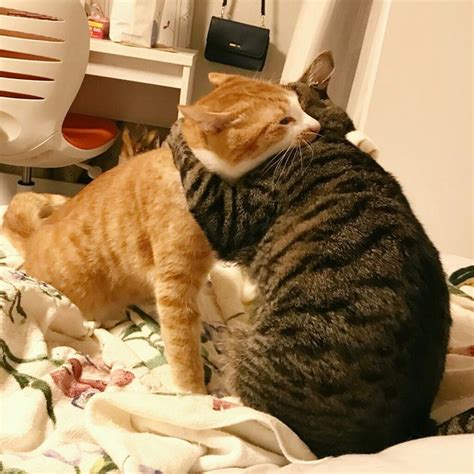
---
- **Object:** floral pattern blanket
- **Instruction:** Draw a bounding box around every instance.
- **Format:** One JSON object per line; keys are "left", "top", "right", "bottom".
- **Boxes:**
{"left": 0, "top": 242, "right": 317, "bottom": 473}
{"left": 0, "top": 225, "right": 473, "bottom": 472}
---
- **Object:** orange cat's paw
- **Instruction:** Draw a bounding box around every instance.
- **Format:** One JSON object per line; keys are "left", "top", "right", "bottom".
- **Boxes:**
{"left": 177, "top": 381, "right": 208, "bottom": 395}
{"left": 194, "top": 387, "right": 209, "bottom": 395}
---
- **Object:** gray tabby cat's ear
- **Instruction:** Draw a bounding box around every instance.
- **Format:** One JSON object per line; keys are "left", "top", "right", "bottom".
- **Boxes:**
{"left": 179, "top": 105, "right": 233, "bottom": 133}
{"left": 299, "top": 50, "right": 335, "bottom": 91}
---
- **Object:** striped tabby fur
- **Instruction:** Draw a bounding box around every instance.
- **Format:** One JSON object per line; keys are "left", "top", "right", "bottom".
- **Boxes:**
{"left": 168, "top": 56, "right": 451, "bottom": 456}
{"left": 437, "top": 408, "right": 474, "bottom": 435}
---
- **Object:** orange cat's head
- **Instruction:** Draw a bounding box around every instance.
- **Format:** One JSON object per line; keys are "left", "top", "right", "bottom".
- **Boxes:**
{"left": 179, "top": 74, "right": 320, "bottom": 181}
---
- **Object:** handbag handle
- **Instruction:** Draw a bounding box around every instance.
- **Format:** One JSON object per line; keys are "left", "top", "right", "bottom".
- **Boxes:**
{"left": 220, "top": 0, "right": 266, "bottom": 27}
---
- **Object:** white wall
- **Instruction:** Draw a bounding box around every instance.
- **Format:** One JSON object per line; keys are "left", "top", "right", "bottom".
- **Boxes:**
{"left": 282, "top": 0, "right": 372, "bottom": 108}
{"left": 353, "top": 0, "right": 473, "bottom": 258}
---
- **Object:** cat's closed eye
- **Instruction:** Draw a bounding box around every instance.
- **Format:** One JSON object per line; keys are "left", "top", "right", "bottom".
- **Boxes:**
{"left": 279, "top": 116, "right": 296, "bottom": 125}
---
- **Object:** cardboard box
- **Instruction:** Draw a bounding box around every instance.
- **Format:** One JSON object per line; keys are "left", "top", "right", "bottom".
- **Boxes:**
{"left": 88, "top": 17, "right": 109, "bottom": 39}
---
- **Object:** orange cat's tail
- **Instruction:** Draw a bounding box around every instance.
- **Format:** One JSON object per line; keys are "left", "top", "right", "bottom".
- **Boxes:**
{"left": 2, "top": 192, "right": 70, "bottom": 242}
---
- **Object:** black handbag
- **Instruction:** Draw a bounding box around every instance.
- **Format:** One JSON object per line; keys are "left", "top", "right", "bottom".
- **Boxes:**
{"left": 205, "top": 0, "right": 270, "bottom": 72}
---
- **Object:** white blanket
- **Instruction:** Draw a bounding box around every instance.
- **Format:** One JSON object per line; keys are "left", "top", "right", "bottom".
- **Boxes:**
{"left": 0, "top": 209, "right": 473, "bottom": 473}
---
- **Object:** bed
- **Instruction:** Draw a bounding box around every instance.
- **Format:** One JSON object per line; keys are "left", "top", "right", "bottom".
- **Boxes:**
{"left": 0, "top": 205, "right": 473, "bottom": 473}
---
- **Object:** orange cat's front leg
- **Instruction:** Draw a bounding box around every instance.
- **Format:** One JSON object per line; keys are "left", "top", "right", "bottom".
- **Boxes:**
{"left": 154, "top": 277, "right": 207, "bottom": 394}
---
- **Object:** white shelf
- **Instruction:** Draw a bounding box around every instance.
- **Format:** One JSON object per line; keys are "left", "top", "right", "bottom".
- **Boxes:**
{"left": 89, "top": 39, "right": 198, "bottom": 67}
{"left": 86, "top": 39, "right": 198, "bottom": 105}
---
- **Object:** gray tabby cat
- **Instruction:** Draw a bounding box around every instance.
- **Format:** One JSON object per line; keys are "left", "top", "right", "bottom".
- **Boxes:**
{"left": 168, "top": 52, "right": 451, "bottom": 457}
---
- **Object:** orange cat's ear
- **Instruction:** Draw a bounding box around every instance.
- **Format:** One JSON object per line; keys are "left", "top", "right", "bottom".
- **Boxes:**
{"left": 299, "top": 50, "right": 335, "bottom": 91}
{"left": 179, "top": 105, "right": 233, "bottom": 133}
{"left": 208, "top": 72, "right": 236, "bottom": 87}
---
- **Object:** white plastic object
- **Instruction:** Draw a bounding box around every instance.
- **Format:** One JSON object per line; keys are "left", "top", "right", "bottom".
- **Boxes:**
{"left": 75, "top": 162, "right": 102, "bottom": 179}
{"left": 16, "top": 182, "right": 36, "bottom": 193}
{"left": 0, "top": 0, "right": 117, "bottom": 168}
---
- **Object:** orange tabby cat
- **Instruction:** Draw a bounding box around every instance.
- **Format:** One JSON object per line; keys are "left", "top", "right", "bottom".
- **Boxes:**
{"left": 3, "top": 72, "right": 320, "bottom": 393}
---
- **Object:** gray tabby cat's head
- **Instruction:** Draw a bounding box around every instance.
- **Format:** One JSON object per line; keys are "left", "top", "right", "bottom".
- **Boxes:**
{"left": 287, "top": 51, "right": 355, "bottom": 141}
